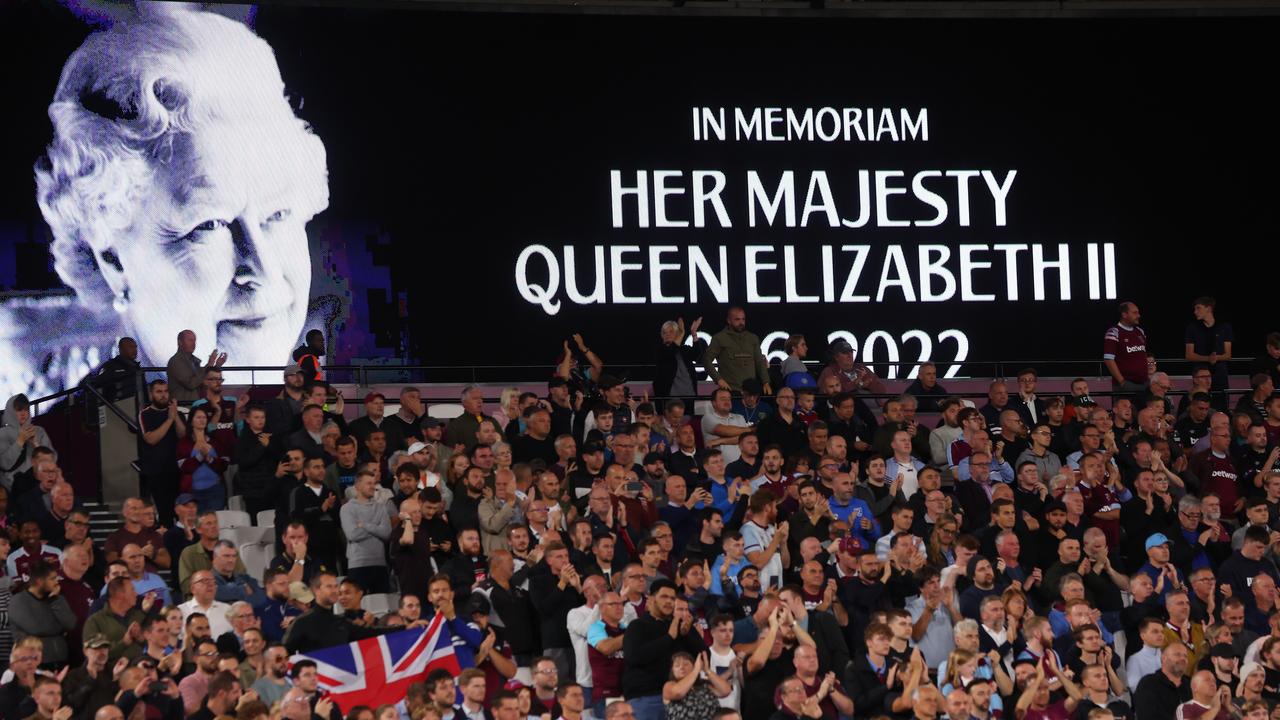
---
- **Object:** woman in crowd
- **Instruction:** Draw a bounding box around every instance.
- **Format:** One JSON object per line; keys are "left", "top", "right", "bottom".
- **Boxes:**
{"left": 177, "top": 405, "right": 230, "bottom": 512}
{"left": 663, "top": 651, "right": 733, "bottom": 720}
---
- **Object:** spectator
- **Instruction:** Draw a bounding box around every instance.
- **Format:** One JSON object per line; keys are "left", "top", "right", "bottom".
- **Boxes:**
{"left": 177, "top": 405, "right": 231, "bottom": 513}
{"left": 703, "top": 390, "right": 753, "bottom": 466}
{"left": 268, "top": 522, "right": 332, "bottom": 587}
{"left": 180, "top": 570, "right": 233, "bottom": 638}
{"left": 249, "top": 644, "right": 290, "bottom": 709}
{"left": 9, "top": 561, "right": 75, "bottom": 668}
{"left": 255, "top": 569, "right": 302, "bottom": 644}
{"left": 1103, "top": 301, "right": 1152, "bottom": 394}
{"left": 283, "top": 573, "right": 385, "bottom": 655}
{"left": 178, "top": 512, "right": 242, "bottom": 597}
{"left": 115, "top": 542, "right": 172, "bottom": 610}
{"left": 530, "top": 541, "right": 585, "bottom": 681}
{"left": 0, "top": 395, "right": 53, "bottom": 496}
{"left": 6, "top": 520, "right": 62, "bottom": 585}
{"left": 1134, "top": 641, "right": 1192, "bottom": 720}
{"left": 177, "top": 638, "right": 221, "bottom": 715}
{"left": 623, "top": 579, "right": 706, "bottom": 720}
{"left": 81, "top": 577, "right": 146, "bottom": 662}
{"left": 285, "top": 456, "right": 341, "bottom": 569}
{"left": 702, "top": 307, "right": 770, "bottom": 394}
{"left": 340, "top": 469, "right": 393, "bottom": 594}
{"left": 662, "top": 651, "right": 733, "bottom": 720}
{"left": 137, "top": 381, "right": 186, "bottom": 525}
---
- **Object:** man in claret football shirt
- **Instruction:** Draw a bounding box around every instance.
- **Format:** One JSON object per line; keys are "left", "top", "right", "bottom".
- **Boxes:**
{"left": 1103, "top": 301, "right": 1153, "bottom": 395}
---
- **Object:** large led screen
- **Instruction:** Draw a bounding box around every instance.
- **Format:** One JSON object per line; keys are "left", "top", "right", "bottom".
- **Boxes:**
{"left": 1, "top": 1, "right": 1277, "bottom": 400}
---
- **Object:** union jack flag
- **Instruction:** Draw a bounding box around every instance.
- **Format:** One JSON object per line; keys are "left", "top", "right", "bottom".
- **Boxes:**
{"left": 290, "top": 615, "right": 461, "bottom": 713}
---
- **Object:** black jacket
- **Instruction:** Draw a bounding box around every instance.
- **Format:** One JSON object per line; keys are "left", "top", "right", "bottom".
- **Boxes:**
{"left": 283, "top": 605, "right": 386, "bottom": 655}
{"left": 756, "top": 411, "right": 809, "bottom": 461}
{"left": 235, "top": 426, "right": 281, "bottom": 506}
{"left": 621, "top": 613, "right": 707, "bottom": 699}
{"left": 1133, "top": 669, "right": 1191, "bottom": 720}
{"left": 844, "top": 651, "right": 899, "bottom": 719}
{"left": 653, "top": 339, "right": 708, "bottom": 399}
{"left": 802, "top": 609, "right": 850, "bottom": 677}
{"left": 529, "top": 564, "right": 585, "bottom": 648}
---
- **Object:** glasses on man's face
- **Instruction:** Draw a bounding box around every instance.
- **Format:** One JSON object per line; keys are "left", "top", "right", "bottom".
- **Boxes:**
{"left": 67, "top": 519, "right": 89, "bottom": 526}
{"left": 198, "top": 651, "right": 219, "bottom": 657}
{"left": 535, "top": 668, "right": 557, "bottom": 675}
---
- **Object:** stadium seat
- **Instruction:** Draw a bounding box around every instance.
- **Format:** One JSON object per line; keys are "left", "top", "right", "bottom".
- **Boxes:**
{"left": 221, "top": 525, "right": 273, "bottom": 546}
{"left": 362, "top": 593, "right": 399, "bottom": 616}
{"left": 427, "top": 403, "right": 464, "bottom": 419}
{"left": 238, "top": 542, "right": 271, "bottom": 582}
{"left": 216, "top": 510, "right": 252, "bottom": 529}
{"left": 256, "top": 509, "right": 275, "bottom": 528}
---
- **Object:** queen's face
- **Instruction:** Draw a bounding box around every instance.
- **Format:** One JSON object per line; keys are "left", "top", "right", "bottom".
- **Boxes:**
{"left": 118, "top": 117, "right": 314, "bottom": 365}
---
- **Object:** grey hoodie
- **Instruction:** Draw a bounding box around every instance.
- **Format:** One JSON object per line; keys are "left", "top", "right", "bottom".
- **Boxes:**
{"left": 0, "top": 395, "right": 53, "bottom": 491}
{"left": 339, "top": 496, "right": 393, "bottom": 569}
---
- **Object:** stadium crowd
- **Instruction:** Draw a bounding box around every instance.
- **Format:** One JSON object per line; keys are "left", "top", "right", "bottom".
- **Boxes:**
{"left": 0, "top": 299, "right": 1279, "bottom": 720}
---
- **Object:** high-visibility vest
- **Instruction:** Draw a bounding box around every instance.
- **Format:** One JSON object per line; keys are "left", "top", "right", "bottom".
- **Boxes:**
{"left": 297, "top": 353, "right": 323, "bottom": 381}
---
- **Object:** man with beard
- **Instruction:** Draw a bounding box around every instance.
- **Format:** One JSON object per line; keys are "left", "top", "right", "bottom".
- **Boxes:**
{"left": 424, "top": 573, "right": 485, "bottom": 668}
{"left": 137, "top": 380, "right": 185, "bottom": 524}
{"left": 285, "top": 456, "right": 340, "bottom": 569}
{"left": 256, "top": 569, "right": 302, "bottom": 644}
{"left": 249, "top": 644, "right": 291, "bottom": 708}
{"left": 443, "top": 527, "right": 489, "bottom": 594}
{"left": 450, "top": 465, "right": 488, "bottom": 534}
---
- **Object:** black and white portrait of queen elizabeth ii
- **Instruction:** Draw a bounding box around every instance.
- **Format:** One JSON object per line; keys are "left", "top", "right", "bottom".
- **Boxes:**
{"left": 5, "top": 3, "right": 329, "bottom": 399}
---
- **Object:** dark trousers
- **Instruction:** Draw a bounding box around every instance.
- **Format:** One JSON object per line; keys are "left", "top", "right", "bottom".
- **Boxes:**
{"left": 346, "top": 565, "right": 391, "bottom": 594}
{"left": 142, "top": 470, "right": 179, "bottom": 526}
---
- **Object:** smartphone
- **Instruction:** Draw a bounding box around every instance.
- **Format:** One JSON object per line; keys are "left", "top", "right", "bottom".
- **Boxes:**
{"left": 626, "top": 481, "right": 643, "bottom": 494}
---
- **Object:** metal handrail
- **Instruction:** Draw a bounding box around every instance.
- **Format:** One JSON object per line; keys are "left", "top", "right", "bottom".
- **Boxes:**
{"left": 79, "top": 381, "right": 140, "bottom": 434}
{"left": 31, "top": 356, "right": 1262, "bottom": 409}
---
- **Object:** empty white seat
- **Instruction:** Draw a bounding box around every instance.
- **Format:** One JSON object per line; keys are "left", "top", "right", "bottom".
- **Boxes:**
{"left": 238, "top": 542, "right": 271, "bottom": 582}
{"left": 427, "top": 403, "right": 464, "bottom": 420}
{"left": 362, "top": 593, "right": 399, "bottom": 616}
{"left": 216, "top": 510, "right": 252, "bottom": 529}
{"left": 256, "top": 509, "right": 276, "bottom": 528}
{"left": 221, "top": 525, "right": 273, "bottom": 546}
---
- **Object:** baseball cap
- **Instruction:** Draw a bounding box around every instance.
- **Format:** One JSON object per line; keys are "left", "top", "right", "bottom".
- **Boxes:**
{"left": 420, "top": 417, "right": 445, "bottom": 429}
{"left": 830, "top": 339, "right": 854, "bottom": 355}
{"left": 548, "top": 377, "right": 568, "bottom": 389}
{"left": 643, "top": 451, "right": 665, "bottom": 465}
{"left": 838, "top": 536, "right": 868, "bottom": 556}
{"left": 785, "top": 372, "right": 817, "bottom": 390}
{"left": 741, "top": 378, "right": 763, "bottom": 396}
{"left": 364, "top": 392, "right": 385, "bottom": 404}
{"left": 406, "top": 442, "right": 428, "bottom": 455}
{"left": 283, "top": 363, "right": 303, "bottom": 378}
{"left": 1145, "top": 533, "right": 1171, "bottom": 551}
{"left": 174, "top": 493, "right": 196, "bottom": 506}
{"left": 1210, "top": 643, "right": 1238, "bottom": 659}
{"left": 83, "top": 633, "right": 111, "bottom": 649}
{"left": 289, "top": 581, "right": 315, "bottom": 604}
{"left": 582, "top": 441, "right": 605, "bottom": 456}
{"left": 598, "top": 375, "right": 624, "bottom": 390}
